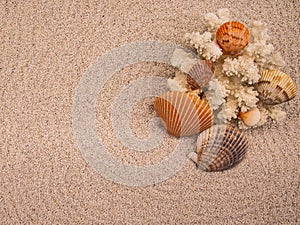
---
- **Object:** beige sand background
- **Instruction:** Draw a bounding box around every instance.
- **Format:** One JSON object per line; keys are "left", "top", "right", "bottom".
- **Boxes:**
{"left": 1, "top": 0, "right": 299, "bottom": 224}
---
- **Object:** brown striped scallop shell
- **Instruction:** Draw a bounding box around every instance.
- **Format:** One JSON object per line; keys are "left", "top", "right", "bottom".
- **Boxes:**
{"left": 189, "top": 124, "right": 248, "bottom": 172}
{"left": 187, "top": 60, "right": 214, "bottom": 90}
{"left": 154, "top": 91, "right": 214, "bottom": 138}
{"left": 216, "top": 21, "right": 250, "bottom": 55}
{"left": 257, "top": 70, "right": 297, "bottom": 105}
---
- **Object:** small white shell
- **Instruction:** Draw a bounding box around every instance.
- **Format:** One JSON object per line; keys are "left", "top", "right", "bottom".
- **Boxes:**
{"left": 239, "top": 107, "right": 261, "bottom": 127}
{"left": 154, "top": 91, "right": 214, "bottom": 137}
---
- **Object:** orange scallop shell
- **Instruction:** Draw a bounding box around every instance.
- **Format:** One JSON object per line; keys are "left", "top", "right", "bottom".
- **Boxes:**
{"left": 216, "top": 21, "right": 250, "bottom": 55}
{"left": 154, "top": 91, "right": 214, "bottom": 137}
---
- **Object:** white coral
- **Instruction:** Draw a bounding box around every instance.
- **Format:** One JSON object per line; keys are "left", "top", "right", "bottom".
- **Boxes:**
{"left": 245, "top": 21, "right": 286, "bottom": 70}
{"left": 204, "top": 8, "right": 231, "bottom": 33}
{"left": 264, "top": 52, "right": 286, "bottom": 70}
{"left": 204, "top": 13, "right": 219, "bottom": 32}
{"left": 245, "top": 43, "right": 274, "bottom": 59}
{"left": 217, "top": 8, "right": 230, "bottom": 19}
{"left": 245, "top": 43, "right": 287, "bottom": 70}
{"left": 251, "top": 21, "right": 270, "bottom": 44}
{"left": 167, "top": 71, "right": 188, "bottom": 92}
{"left": 181, "top": 9, "right": 289, "bottom": 129}
{"left": 222, "top": 56, "right": 260, "bottom": 84}
{"left": 205, "top": 78, "right": 229, "bottom": 110}
{"left": 185, "top": 32, "right": 222, "bottom": 61}
{"left": 184, "top": 31, "right": 211, "bottom": 49}
{"left": 222, "top": 58, "right": 240, "bottom": 77}
{"left": 233, "top": 87, "right": 259, "bottom": 112}
{"left": 217, "top": 97, "right": 239, "bottom": 122}
{"left": 200, "top": 42, "right": 223, "bottom": 62}
{"left": 267, "top": 105, "right": 287, "bottom": 122}
{"left": 170, "top": 48, "right": 198, "bottom": 73}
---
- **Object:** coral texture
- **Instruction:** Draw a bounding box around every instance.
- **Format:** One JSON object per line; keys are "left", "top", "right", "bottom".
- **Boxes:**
{"left": 167, "top": 8, "right": 294, "bottom": 128}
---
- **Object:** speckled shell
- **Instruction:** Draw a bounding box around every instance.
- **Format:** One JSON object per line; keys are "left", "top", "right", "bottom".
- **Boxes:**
{"left": 216, "top": 21, "right": 250, "bottom": 55}
{"left": 154, "top": 91, "right": 214, "bottom": 138}
{"left": 239, "top": 107, "right": 261, "bottom": 127}
{"left": 257, "top": 70, "right": 297, "bottom": 105}
{"left": 187, "top": 60, "right": 214, "bottom": 90}
{"left": 193, "top": 124, "right": 248, "bottom": 172}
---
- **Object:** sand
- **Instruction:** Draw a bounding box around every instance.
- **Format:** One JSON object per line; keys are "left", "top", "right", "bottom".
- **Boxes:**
{"left": 1, "top": 0, "right": 299, "bottom": 224}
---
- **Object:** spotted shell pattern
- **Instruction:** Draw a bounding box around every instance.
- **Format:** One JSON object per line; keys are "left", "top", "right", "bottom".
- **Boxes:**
{"left": 154, "top": 91, "right": 214, "bottom": 138}
{"left": 194, "top": 124, "right": 248, "bottom": 172}
{"left": 257, "top": 70, "right": 297, "bottom": 105}
{"left": 216, "top": 21, "right": 250, "bottom": 55}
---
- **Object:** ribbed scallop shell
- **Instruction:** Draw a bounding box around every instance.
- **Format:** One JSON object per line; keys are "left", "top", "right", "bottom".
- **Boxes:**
{"left": 187, "top": 60, "right": 214, "bottom": 90}
{"left": 257, "top": 70, "right": 297, "bottom": 105}
{"left": 216, "top": 21, "right": 250, "bottom": 55}
{"left": 154, "top": 91, "right": 214, "bottom": 138}
{"left": 193, "top": 124, "right": 248, "bottom": 172}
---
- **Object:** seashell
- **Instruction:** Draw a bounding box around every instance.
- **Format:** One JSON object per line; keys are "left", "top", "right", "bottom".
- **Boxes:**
{"left": 257, "top": 70, "right": 297, "bottom": 105}
{"left": 216, "top": 21, "right": 250, "bottom": 55}
{"left": 154, "top": 91, "right": 214, "bottom": 137}
{"left": 239, "top": 107, "right": 261, "bottom": 126}
{"left": 189, "top": 124, "right": 248, "bottom": 171}
{"left": 187, "top": 60, "right": 214, "bottom": 90}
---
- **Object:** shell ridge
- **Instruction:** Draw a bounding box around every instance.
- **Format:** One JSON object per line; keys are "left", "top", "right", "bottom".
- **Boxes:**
{"left": 182, "top": 96, "right": 202, "bottom": 135}
{"left": 182, "top": 94, "right": 203, "bottom": 136}
{"left": 175, "top": 92, "right": 185, "bottom": 136}
{"left": 202, "top": 125, "right": 224, "bottom": 169}
{"left": 196, "top": 101, "right": 214, "bottom": 132}
{"left": 258, "top": 70, "right": 297, "bottom": 104}
{"left": 196, "top": 124, "right": 248, "bottom": 172}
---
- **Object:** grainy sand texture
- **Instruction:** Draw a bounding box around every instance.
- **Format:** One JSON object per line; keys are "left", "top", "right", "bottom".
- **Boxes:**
{"left": 1, "top": 0, "right": 299, "bottom": 224}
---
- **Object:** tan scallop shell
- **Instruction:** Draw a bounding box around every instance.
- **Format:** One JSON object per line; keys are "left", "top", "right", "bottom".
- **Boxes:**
{"left": 216, "top": 21, "right": 250, "bottom": 55}
{"left": 154, "top": 91, "right": 214, "bottom": 138}
{"left": 239, "top": 107, "right": 261, "bottom": 126}
{"left": 189, "top": 124, "right": 248, "bottom": 172}
{"left": 187, "top": 60, "right": 214, "bottom": 90}
{"left": 257, "top": 70, "right": 297, "bottom": 105}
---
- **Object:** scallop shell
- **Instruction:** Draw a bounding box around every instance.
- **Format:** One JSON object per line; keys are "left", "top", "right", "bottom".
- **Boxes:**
{"left": 187, "top": 60, "right": 214, "bottom": 90}
{"left": 154, "top": 91, "right": 214, "bottom": 137}
{"left": 239, "top": 107, "right": 261, "bottom": 126}
{"left": 216, "top": 21, "right": 250, "bottom": 55}
{"left": 257, "top": 70, "right": 297, "bottom": 105}
{"left": 190, "top": 124, "right": 248, "bottom": 171}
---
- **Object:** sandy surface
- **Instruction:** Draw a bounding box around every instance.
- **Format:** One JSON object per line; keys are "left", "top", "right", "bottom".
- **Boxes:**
{"left": 1, "top": 0, "right": 299, "bottom": 224}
